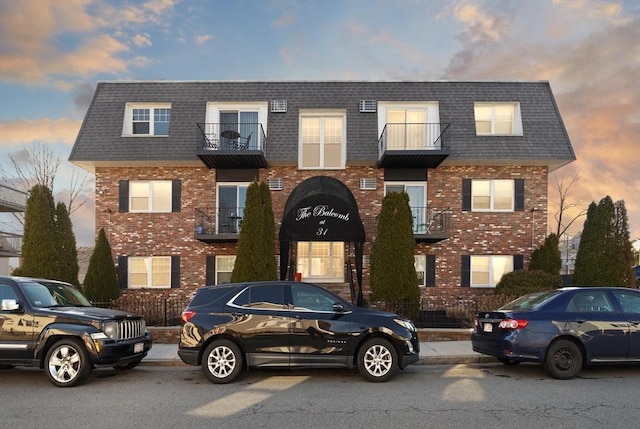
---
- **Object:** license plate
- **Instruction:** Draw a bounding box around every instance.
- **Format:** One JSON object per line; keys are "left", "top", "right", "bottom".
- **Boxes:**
{"left": 134, "top": 342, "right": 144, "bottom": 353}
{"left": 483, "top": 323, "right": 493, "bottom": 333}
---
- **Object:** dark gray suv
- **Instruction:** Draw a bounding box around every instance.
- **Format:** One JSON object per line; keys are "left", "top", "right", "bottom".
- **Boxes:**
{"left": 179, "top": 281, "right": 419, "bottom": 383}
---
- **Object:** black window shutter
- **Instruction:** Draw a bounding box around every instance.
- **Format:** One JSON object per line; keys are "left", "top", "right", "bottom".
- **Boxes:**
{"left": 515, "top": 179, "right": 525, "bottom": 211}
{"left": 462, "top": 179, "right": 471, "bottom": 211}
{"left": 117, "top": 256, "right": 128, "bottom": 289}
{"left": 172, "top": 180, "right": 181, "bottom": 212}
{"left": 461, "top": 255, "right": 470, "bottom": 287}
{"left": 171, "top": 256, "right": 180, "bottom": 288}
{"left": 426, "top": 255, "right": 436, "bottom": 287}
{"left": 514, "top": 254, "right": 524, "bottom": 271}
{"left": 119, "top": 180, "right": 129, "bottom": 212}
{"left": 206, "top": 255, "right": 215, "bottom": 285}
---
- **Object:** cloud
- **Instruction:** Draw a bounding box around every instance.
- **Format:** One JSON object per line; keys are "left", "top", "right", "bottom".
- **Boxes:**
{"left": 272, "top": 11, "right": 296, "bottom": 28}
{"left": 0, "top": 0, "right": 174, "bottom": 85}
{"left": 451, "top": 0, "right": 509, "bottom": 42}
{"left": 194, "top": 34, "right": 213, "bottom": 45}
{"left": 133, "top": 33, "right": 152, "bottom": 48}
{"left": 0, "top": 119, "right": 82, "bottom": 145}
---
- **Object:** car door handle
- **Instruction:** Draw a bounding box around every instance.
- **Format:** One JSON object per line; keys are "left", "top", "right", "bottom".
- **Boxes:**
{"left": 231, "top": 312, "right": 244, "bottom": 317}
{"left": 572, "top": 318, "right": 587, "bottom": 324}
{"left": 630, "top": 319, "right": 640, "bottom": 326}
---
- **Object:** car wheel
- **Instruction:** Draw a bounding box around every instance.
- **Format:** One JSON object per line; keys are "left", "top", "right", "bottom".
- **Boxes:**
{"left": 498, "top": 358, "right": 520, "bottom": 366}
{"left": 113, "top": 359, "right": 143, "bottom": 370}
{"left": 45, "top": 339, "right": 92, "bottom": 387}
{"left": 357, "top": 338, "right": 398, "bottom": 382}
{"left": 201, "top": 340, "right": 243, "bottom": 384}
{"left": 544, "top": 339, "right": 583, "bottom": 380}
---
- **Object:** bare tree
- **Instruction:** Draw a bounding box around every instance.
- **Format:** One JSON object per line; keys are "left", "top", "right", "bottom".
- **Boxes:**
{"left": 553, "top": 174, "right": 587, "bottom": 238}
{"left": 2, "top": 142, "right": 91, "bottom": 219}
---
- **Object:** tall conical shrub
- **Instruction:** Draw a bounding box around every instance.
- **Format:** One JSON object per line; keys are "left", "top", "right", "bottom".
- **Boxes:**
{"left": 83, "top": 228, "right": 119, "bottom": 302}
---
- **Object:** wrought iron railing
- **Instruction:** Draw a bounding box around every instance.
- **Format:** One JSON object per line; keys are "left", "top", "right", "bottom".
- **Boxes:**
{"left": 196, "top": 123, "right": 267, "bottom": 152}
{"left": 0, "top": 184, "right": 28, "bottom": 211}
{"left": 410, "top": 206, "right": 450, "bottom": 234}
{"left": 378, "top": 123, "right": 450, "bottom": 155}
{"left": 92, "top": 295, "right": 191, "bottom": 327}
{"left": 195, "top": 206, "right": 245, "bottom": 235}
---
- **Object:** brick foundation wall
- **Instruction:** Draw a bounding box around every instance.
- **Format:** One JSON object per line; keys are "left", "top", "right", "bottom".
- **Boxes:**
{"left": 95, "top": 164, "right": 547, "bottom": 304}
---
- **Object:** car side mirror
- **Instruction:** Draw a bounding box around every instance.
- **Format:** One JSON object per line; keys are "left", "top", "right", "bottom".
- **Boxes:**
{"left": 1, "top": 299, "right": 21, "bottom": 312}
{"left": 332, "top": 302, "right": 346, "bottom": 313}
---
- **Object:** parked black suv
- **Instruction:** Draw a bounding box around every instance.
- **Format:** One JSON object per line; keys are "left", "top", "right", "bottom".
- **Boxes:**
{"left": 178, "top": 281, "right": 420, "bottom": 383}
{"left": 0, "top": 276, "right": 152, "bottom": 387}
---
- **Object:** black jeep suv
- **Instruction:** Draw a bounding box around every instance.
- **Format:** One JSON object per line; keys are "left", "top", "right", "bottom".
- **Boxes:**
{"left": 178, "top": 281, "right": 419, "bottom": 383}
{"left": 0, "top": 276, "right": 152, "bottom": 387}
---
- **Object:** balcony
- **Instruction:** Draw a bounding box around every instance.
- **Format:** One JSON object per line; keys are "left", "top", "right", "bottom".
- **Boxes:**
{"left": 410, "top": 207, "right": 450, "bottom": 243}
{"left": 377, "top": 123, "right": 450, "bottom": 169}
{"left": 194, "top": 207, "right": 244, "bottom": 243}
{"left": 196, "top": 123, "right": 267, "bottom": 169}
{"left": 0, "top": 232, "right": 22, "bottom": 257}
{"left": 0, "top": 184, "right": 28, "bottom": 212}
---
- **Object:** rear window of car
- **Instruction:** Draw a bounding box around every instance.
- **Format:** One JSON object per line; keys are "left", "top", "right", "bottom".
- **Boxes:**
{"left": 500, "top": 290, "right": 560, "bottom": 311}
{"left": 189, "top": 286, "right": 238, "bottom": 307}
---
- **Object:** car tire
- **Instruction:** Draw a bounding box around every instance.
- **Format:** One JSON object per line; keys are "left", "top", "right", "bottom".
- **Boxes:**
{"left": 113, "top": 359, "right": 143, "bottom": 370}
{"left": 357, "top": 338, "right": 398, "bottom": 382}
{"left": 544, "top": 339, "right": 583, "bottom": 380}
{"left": 45, "top": 338, "right": 92, "bottom": 387}
{"left": 201, "top": 339, "right": 243, "bottom": 384}
{"left": 498, "top": 358, "right": 520, "bottom": 366}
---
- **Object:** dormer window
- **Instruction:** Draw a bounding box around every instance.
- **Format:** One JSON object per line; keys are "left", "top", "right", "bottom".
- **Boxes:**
{"left": 474, "top": 102, "right": 522, "bottom": 136}
{"left": 123, "top": 103, "right": 171, "bottom": 136}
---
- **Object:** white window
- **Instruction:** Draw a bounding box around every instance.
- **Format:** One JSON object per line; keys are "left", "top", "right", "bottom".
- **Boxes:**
{"left": 217, "top": 183, "right": 248, "bottom": 234}
{"left": 378, "top": 102, "right": 441, "bottom": 149}
{"left": 123, "top": 103, "right": 171, "bottom": 136}
{"left": 299, "top": 111, "right": 346, "bottom": 169}
{"left": 129, "top": 256, "right": 171, "bottom": 288}
{"left": 415, "top": 255, "right": 426, "bottom": 287}
{"left": 129, "top": 180, "right": 172, "bottom": 213}
{"left": 216, "top": 256, "right": 236, "bottom": 284}
{"left": 384, "top": 182, "right": 427, "bottom": 232}
{"left": 297, "top": 242, "right": 344, "bottom": 282}
{"left": 472, "top": 179, "right": 514, "bottom": 212}
{"left": 471, "top": 255, "right": 513, "bottom": 288}
{"left": 474, "top": 103, "right": 522, "bottom": 136}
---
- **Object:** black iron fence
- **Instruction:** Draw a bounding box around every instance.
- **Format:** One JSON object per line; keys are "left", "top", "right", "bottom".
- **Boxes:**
{"left": 369, "top": 295, "right": 517, "bottom": 328}
{"left": 92, "top": 294, "right": 516, "bottom": 328}
{"left": 92, "top": 295, "right": 191, "bottom": 327}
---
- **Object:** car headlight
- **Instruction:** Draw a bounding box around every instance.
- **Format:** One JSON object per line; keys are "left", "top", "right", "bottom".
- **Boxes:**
{"left": 394, "top": 318, "right": 417, "bottom": 332}
{"left": 102, "top": 321, "right": 118, "bottom": 340}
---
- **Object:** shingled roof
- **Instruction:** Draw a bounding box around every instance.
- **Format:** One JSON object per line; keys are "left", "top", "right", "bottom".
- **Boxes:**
{"left": 69, "top": 80, "right": 575, "bottom": 172}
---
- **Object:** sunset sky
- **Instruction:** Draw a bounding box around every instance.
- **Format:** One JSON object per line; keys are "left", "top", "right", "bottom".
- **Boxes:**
{"left": 1, "top": 0, "right": 639, "bottom": 246}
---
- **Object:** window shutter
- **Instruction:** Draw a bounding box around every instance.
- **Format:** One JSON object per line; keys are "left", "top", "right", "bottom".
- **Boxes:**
{"left": 461, "top": 255, "right": 470, "bottom": 287}
{"left": 514, "top": 179, "right": 525, "bottom": 211}
{"left": 171, "top": 256, "right": 180, "bottom": 288}
{"left": 118, "top": 256, "right": 128, "bottom": 289}
{"left": 172, "top": 180, "right": 181, "bottom": 212}
{"left": 426, "top": 255, "right": 436, "bottom": 287}
{"left": 206, "top": 255, "right": 215, "bottom": 285}
{"left": 462, "top": 179, "right": 471, "bottom": 211}
{"left": 119, "top": 180, "right": 129, "bottom": 212}
{"left": 513, "top": 255, "right": 524, "bottom": 271}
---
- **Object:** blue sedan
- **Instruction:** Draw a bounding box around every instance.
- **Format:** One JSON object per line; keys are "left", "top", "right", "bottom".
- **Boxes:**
{"left": 471, "top": 287, "right": 640, "bottom": 379}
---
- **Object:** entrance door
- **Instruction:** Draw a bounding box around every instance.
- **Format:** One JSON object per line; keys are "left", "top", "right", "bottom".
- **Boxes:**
{"left": 217, "top": 184, "right": 247, "bottom": 233}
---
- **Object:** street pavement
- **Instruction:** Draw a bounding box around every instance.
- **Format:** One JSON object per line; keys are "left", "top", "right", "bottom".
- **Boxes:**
{"left": 142, "top": 339, "right": 496, "bottom": 367}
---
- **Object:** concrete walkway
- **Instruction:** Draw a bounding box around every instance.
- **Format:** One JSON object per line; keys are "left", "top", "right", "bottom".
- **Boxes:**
{"left": 142, "top": 340, "right": 495, "bottom": 367}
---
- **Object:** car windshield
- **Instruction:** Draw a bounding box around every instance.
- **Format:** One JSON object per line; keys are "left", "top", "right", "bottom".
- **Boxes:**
{"left": 22, "top": 281, "right": 92, "bottom": 308}
{"left": 499, "top": 290, "right": 560, "bottom": 311}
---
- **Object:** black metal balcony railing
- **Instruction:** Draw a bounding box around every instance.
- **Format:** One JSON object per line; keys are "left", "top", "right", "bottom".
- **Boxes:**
{"left": 195, "top": 207, "right": 244, "bottom": 242}
{"left": 377, "top": 123, "right": 450, "bottom": 169}
{"left": 0, "top": 231, "right": 23, "bottom": 256}
{"left": 196, "top": 123, "right": 268, "bottom": 169}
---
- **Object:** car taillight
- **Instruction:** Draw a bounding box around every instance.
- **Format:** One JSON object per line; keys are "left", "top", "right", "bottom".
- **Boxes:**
{"left": 181, "top": 310, "right": 196, "bottom": 323}
{"left": 498, "top": 318, "right": 528, "bottom": 330}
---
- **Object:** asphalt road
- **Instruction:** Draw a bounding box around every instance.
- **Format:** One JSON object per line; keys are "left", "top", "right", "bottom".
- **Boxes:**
{"left": 1, "top": 363, "right": 639, "bottom": 429}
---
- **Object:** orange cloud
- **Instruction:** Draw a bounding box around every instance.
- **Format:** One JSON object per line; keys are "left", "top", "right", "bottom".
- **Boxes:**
{"left": 0, "top": 119, "right": 82, "bottom": 145}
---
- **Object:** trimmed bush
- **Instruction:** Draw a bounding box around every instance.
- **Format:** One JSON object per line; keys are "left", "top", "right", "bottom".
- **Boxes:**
{"left": 495, "top": 270, "right": 562, "bottom": 297}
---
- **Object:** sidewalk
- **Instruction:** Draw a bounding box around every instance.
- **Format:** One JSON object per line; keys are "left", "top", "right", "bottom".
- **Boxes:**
{"left": 142, "top": 340, "right": 495, "bottom": 367}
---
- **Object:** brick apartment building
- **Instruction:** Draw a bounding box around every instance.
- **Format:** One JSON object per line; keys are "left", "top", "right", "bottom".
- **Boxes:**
{"left": 69, "top": 80, "right": 575, "bottom": 305}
